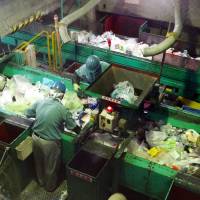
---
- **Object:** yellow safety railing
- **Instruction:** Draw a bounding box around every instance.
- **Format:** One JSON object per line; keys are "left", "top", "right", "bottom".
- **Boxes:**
{"left": 16, "top": 31, "right": 52, "bottom": 69}
{"left": 15, "top": 17, "right": 64, "bottom": 71}
{"left": 51, "top": 31, "right": 57, "bottom": 71}
{"left": 54, "top": 15, "right": 62, "bottom": 69}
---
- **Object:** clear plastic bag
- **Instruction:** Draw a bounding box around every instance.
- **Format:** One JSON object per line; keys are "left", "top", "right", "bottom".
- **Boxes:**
{"left": 146, "top": 130, "right": 167, "bottom": 147}
{"left": 111, "top": 81, "right": 137, "bottom": 104}
{"left": 62, "top": 91, "right": 83, "bottom": 112}
{"left": 11, "top": 75, "right": 33, "bottom": 95}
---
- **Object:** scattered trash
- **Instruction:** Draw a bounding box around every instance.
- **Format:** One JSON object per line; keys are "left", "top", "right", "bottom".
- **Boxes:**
{"left": 146, "top": 130, "right": 167, "bottom": 147}
{"left": 62, "top": 91, "right": 83, "bottom": 113}
{"left": 185, "top": 129, "right": 199, "bottom": 144}
{"left": 59, "top": 190, "right": 68, "bottom": 200}
{"left": 127, "top": 121, "right": 200, "bottom": 174}
{"left": 73, "top": 30, "right": 152, "bottom": 60}
{"left": 147, "top": 147, "right": 162, "bottom": 157}
{"left": 0, "top": 75, "right": 52, "bottom": 114}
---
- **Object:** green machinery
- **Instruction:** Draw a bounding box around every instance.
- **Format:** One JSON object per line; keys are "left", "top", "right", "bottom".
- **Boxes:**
{"left": 0, "top": 31, "right": 200, "bottom": 199}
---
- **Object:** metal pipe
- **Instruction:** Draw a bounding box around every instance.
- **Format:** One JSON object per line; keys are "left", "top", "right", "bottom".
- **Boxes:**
{"left": 59, "top": 0, "right": 101, "bottom": 43}
{"left": 51, "top": 31, "right": 57, "bottom": 71}
{"left": 0, "top": 147, "right": 10, "bottom": 167}
{"left": 46, "top": 33, "right": 52, "bottom": 69}
{"left": 143, "top": 0, "right": 182, "bottom": 57}
{"left": 60, "top": 0, "right": 64, "bottom": 19}
{"left": 54, "top": 15, "right": 63, "bottom": 69}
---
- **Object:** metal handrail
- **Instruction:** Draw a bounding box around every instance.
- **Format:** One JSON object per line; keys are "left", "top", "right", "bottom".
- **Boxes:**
{"left": 16, "top": 31, "right": 52, "bottom": 68}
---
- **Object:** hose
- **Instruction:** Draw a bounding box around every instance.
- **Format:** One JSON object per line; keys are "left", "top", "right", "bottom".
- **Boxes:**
{"left": 59, "top": 0, "right": 101, "bottom": 43}
{"left": 143, "top": 0, "right": 183, "bottom": 57}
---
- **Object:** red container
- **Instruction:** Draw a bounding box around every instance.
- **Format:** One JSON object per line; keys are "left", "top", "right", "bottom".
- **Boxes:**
{"left": 0, "top": 121, "right": 25, "bottom": 145}
{"left": 104, "top": 15, "right": 146, "bottom": 38}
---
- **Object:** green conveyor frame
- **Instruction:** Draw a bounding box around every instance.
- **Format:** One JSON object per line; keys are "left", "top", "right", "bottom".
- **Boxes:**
{"left": 0, "top": 63, "right": 199, "bottom": 199}
{"left": 1, "top": 31, "right": 200, "bottom": 100}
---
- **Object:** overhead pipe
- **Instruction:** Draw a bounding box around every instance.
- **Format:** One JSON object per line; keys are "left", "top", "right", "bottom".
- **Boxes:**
{"left": 59, "top": 0, "right": 101, "bottom": 43}
{"left": 54, "top": 15, "right": 62, "bottom": 69}
{"left": 142, "top": 0, "right": 183, "bottom": 57}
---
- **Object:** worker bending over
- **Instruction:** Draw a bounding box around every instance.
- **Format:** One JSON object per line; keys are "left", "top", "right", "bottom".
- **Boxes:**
{"left": 25, "top": 81, "right": 78, "bottom": 192}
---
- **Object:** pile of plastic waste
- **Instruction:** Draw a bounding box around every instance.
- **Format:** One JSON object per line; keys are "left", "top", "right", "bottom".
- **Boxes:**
{"left": 0, "top": 75, "right": 85, "bottom": 116}
{"left": 71, "top": 30, "right": 152, "bottom": 60}
{"left": 111, "top": 81, "right": 138, "bottom": 104}
{"left": 71, "top": 30, "right": 200, "bottom": 63}
{"left": 0, "top": 74, "right": 101, "bottom": 132}
{"left": 127, "top": 121, "right": 200, "bottom": 173}
{"left": 62, "top": 91, "right": 83, "bottom": 113}
{"left": 166, "top": 48, "right": 200, "bottom": 61}
{"left": 0, "top": 75, "right": 52, "bottom": 114}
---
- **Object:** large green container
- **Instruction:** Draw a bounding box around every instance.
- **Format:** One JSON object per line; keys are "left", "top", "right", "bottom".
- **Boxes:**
{"left": 67, "top": 143, "right": 115, "bottom": 200}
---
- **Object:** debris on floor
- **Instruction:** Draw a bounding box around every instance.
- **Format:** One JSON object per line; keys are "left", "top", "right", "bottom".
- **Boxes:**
{"left": 20, "top": 180, "right": 68, "bottom": 200}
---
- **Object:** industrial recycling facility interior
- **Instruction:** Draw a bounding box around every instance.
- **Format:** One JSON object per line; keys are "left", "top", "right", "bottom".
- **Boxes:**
{"left": 0, "top": 0, "right": 200, "bottom": 200}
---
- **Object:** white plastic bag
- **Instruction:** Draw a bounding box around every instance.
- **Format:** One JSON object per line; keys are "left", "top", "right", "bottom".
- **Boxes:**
{"left": 146, "top": 130, "right": 167, "bottom": 147}
{"left": 111, "top": 81, "right": 137, "bottom": 104}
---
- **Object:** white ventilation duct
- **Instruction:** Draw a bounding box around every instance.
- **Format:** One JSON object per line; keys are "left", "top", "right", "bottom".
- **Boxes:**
{"left": 143, "top": 0, "right": 183, "bottom": 57}
{"left": 59, "top": 0, "right": 101, "bottom": 43}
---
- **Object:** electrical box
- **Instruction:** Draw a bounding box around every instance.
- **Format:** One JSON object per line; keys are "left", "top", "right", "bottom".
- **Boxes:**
{"left": 99, "top": 109, "right": 119, "bottom": 132}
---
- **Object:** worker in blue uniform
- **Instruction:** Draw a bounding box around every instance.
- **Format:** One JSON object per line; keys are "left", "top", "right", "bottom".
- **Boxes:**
{"left": 25, "top": 81, "right": 78, "bottom": 192}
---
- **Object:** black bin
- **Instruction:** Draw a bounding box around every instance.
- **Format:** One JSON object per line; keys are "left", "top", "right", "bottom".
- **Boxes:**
{"left": 67, "top": 149, "right": 113, "bottom": 200}
{"left": 0, "top": 121, "right": 26, "bottom": 147}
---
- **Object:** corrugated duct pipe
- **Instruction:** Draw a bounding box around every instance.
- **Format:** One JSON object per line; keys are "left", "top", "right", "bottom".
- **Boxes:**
{"left": 143, "top": 0, "right": 182, "bottom": 57}
{"left": 59, "top": 0, "right": 101, "bottom": 43}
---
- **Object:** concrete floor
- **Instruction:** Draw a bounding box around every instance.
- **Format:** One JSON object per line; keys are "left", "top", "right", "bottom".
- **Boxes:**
{"left": 20, "top": 180, "right": 68, "bottom": 200}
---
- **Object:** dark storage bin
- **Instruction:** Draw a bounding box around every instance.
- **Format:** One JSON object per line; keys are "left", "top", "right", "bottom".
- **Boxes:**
{"left": 0, "top": 121, "right": 25, "bottom": 146}
{"left": 62, "top": 62, "right": 81, "bottom": 79}
{"left": 67, "top": 149, "right": 112, "bottom": 200}
{"left": 85, "top": 65, "right": 157, "bottom": 109}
